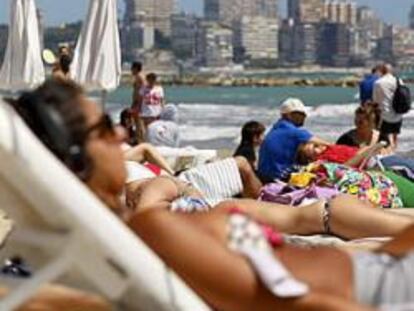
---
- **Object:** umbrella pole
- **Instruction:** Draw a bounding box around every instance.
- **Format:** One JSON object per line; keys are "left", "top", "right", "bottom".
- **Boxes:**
{"left": 101, "top": 90, "right": 107, "bottom": 110}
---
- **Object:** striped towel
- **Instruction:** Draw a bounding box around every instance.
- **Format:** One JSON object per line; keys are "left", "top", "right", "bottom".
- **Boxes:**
{"left": 178, "top": 158, "right": 243, "bottom": 206}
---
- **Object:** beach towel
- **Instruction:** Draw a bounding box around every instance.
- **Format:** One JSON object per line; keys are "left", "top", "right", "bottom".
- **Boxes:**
{"left": 178, "top": 158, "right": 243, "bottom": 206}
{"left": 260, "top": 181, "right": 339, "bottom": 206}
{"left": 383, "top": 171, "right": 414, "bottom": 208}
{"left": 314, "top": 163, "right": 402, "bottom": 209}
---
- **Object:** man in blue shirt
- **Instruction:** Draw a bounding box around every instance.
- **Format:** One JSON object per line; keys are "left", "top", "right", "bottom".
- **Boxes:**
{"left": 258, "top": 98, "right": 330, "bottom": 181}
{"left": 359, "top": 66, "right": 382, "bottom": 105}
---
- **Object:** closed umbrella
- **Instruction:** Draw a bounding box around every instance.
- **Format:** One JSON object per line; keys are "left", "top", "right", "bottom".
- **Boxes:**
{"left": 70, "top": 0, "right": 121, "bottom": 107}
{"left": 0, "top": 0, "right": 45, "bottom": 92}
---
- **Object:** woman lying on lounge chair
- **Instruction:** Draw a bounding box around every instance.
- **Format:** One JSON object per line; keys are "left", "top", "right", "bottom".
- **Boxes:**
{"left": 12, "top": 79, "right": 414, "bottom": 310}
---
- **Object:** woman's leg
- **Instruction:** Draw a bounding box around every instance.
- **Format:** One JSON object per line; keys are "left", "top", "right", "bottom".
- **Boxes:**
{"left": 214, "top": 195, "right": 414, "bottom": 240}
{"left": 129, "top": 209, "right": 370, "bottom": 311}
{"left": 328, "top": 195, "right": 413, "bottom": 239}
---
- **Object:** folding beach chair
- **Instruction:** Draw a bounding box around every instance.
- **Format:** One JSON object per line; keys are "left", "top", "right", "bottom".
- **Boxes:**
{"left": 0, "top": 99, "right": 210, "bottom": 310}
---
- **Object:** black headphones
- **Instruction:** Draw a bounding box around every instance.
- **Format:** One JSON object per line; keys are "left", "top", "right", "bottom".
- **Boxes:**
{"left": 16, "top": 91, "right": 91, "bottom": 181}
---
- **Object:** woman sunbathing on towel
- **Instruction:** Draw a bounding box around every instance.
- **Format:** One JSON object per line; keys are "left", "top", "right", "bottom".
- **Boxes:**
{"left": 12, "top": 79, "right": 414, "bottom": 310}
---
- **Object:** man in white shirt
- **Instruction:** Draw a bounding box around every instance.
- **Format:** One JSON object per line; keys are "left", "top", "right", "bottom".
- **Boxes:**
{"left": 373, "top": 64, "right": 403, "bottom": 150}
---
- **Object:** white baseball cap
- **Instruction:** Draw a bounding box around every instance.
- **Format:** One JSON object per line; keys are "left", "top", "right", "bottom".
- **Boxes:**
{"left": 279, "top": 98, "right": 307, "bottom": 116}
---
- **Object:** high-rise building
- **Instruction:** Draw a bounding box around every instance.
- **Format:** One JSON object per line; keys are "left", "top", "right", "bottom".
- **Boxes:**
{"left": 279, "top": 18, "right": 295, "bottom": 64}
{"left": 233, "top": 16, "right": 279, "bottom": 63}
{"left": 171, "top": 13, "right": 199, "bottom": 60}
{"left": 288, "top": 0, "right": 325, "bottom": 24}
{"left": 204, "top": 0, "right": 278, "bottom": 25}
{"left": 196, "top": 22, "right": 234, "bottom": 67}
{"left": 279, "top": 18, "right": 318, "bottom": 65}
{"left": 357, "top": 6, "right": 384, "bottom": 39}
{"left": 410, "top": 5, "right": 414, "bottom": 30}
{"left": 378, "top": 25, "right": 414, "bottom": 61}
{"left": 318, "top": 22, "right": 353, "bottom": 66}
{"left": 123, "top": 0, "right": 177, "bottom": 38}
{"left": 323, "top": 1, "right": 357, "bottom": 25}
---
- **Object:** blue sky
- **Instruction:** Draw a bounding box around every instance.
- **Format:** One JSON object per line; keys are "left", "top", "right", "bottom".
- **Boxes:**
{"left": 0, "top": 0, "right": 412, "bottom": 26}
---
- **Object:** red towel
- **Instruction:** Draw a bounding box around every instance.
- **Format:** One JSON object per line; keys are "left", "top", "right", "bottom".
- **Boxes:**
{"left": 317, "top": 145, "right": 359, "bottom": 165}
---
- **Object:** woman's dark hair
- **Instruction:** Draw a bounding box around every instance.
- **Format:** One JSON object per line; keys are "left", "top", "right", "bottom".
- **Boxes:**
{"left": 356, "top": 102, "right": 381, "bottom": 129}
{"left": 59, "top": 54, "right": 72, "bottom": 74}
{"left": 240, "top": 121, "right": 265, "bottom": 145}
{"left": 234, "top": 121, "right": 265, "bottom": 168}
{"left": 146, "top": 72, "right": 157, "bottom": 83}
{"left": 131, "top": 61, "right": 142, "bottom": 72}
{"left": 9, "top": 79, "right": 91, "bottom": 178}
{"left": 295, "top": 143, "right": 312, "bottom": 166}
{"left": 120, "top": 108, "right": 132, "bottom": 128}
{"left": 119, "top": 108, "right": 138, "bottom": 146}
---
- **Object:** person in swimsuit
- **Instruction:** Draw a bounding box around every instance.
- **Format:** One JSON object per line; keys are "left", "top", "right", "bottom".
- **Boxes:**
{"left": 13, "top": 79, "right": 414, "bottom": 310}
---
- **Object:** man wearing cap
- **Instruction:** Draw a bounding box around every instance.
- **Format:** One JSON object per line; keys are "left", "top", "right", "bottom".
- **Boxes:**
{"left": 258, "top": 98, "right": 330, "bottom": 181}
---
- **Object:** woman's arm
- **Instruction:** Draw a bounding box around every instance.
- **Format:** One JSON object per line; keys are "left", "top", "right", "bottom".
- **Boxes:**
{"left": 124, "top": 143, "right": 175, "bottom": 175}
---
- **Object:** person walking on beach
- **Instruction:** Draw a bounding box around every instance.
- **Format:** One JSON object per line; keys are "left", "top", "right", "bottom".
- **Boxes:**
{"left": 139, "top": 73, "right": 165, "bottom": 128}
{"left": 373, "top": 64, "right": 404, "bottom": 150}
{"left": 130, "top": 61, "right": 145, "bottom": 143}
{"left": 258, "top": 98, "right": 330, "bottom": 181}
{"left": 359, "top": 65, "right": 382, "bottom": 105}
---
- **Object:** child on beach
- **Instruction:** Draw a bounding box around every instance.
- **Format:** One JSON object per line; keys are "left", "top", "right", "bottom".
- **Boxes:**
{"left": 234, "top": 121, "right": 265, "bottom": 169}
{"left": 139, "top": 73, "right": 165, "bottom": 128}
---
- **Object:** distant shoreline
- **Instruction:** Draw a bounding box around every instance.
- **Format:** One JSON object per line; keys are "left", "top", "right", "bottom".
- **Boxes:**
{"left": 120, "top": 67, "right": 414, "bottom": 88}
{"left": 121, "top": 75, "right": 414, "bottom": 88}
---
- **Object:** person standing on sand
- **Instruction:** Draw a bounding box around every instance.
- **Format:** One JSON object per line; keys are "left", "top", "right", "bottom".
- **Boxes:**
{"left": 139, "top": 73, "right": 165, "bottom": 129}
{"left": 130, "top": 61, "right": 146, "bottom": 143}
{"left": 373, "top": 64, "right": 404, "bottom": 150}
{"left": 52, "top": 46, "right": 73, "bottom": 81}
{"left": 359, "top": 65, "right": 382, "bottom": 105}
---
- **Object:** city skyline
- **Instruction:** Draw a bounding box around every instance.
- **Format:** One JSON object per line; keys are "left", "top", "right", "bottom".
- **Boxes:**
{"left": 0, "top": 0, "right": 412, "bottom": 27}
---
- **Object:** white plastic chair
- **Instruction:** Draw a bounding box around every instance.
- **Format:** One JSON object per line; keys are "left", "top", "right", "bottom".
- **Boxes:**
{"left": 0, "top": 99, "right": 210, "bottom": 310}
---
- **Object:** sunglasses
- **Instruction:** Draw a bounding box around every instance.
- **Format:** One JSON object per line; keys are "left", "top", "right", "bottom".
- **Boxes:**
{"left": 85, "top": 114, "right": 115, "bottom": 138}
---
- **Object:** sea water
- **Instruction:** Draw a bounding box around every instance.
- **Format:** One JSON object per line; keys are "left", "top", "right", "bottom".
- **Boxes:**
{"left": 105, "top": 85, "right": 414, "bottom": 151}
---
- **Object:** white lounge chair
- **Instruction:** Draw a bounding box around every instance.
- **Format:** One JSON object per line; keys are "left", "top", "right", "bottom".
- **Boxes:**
{"left": 0, "top": 99, "right": 210, "bottom": 310}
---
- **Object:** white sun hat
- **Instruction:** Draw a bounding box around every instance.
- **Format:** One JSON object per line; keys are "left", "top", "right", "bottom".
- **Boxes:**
{"left": 279, "top": 98, "right": 307, "bottom": 116}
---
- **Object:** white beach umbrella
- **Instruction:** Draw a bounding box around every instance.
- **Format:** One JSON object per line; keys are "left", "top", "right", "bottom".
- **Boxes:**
{"left": 0, "top": 0, "right": 45, "bottom": 92}
{"left": 71, "top": 0, "right": 121, "bottom": 105}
